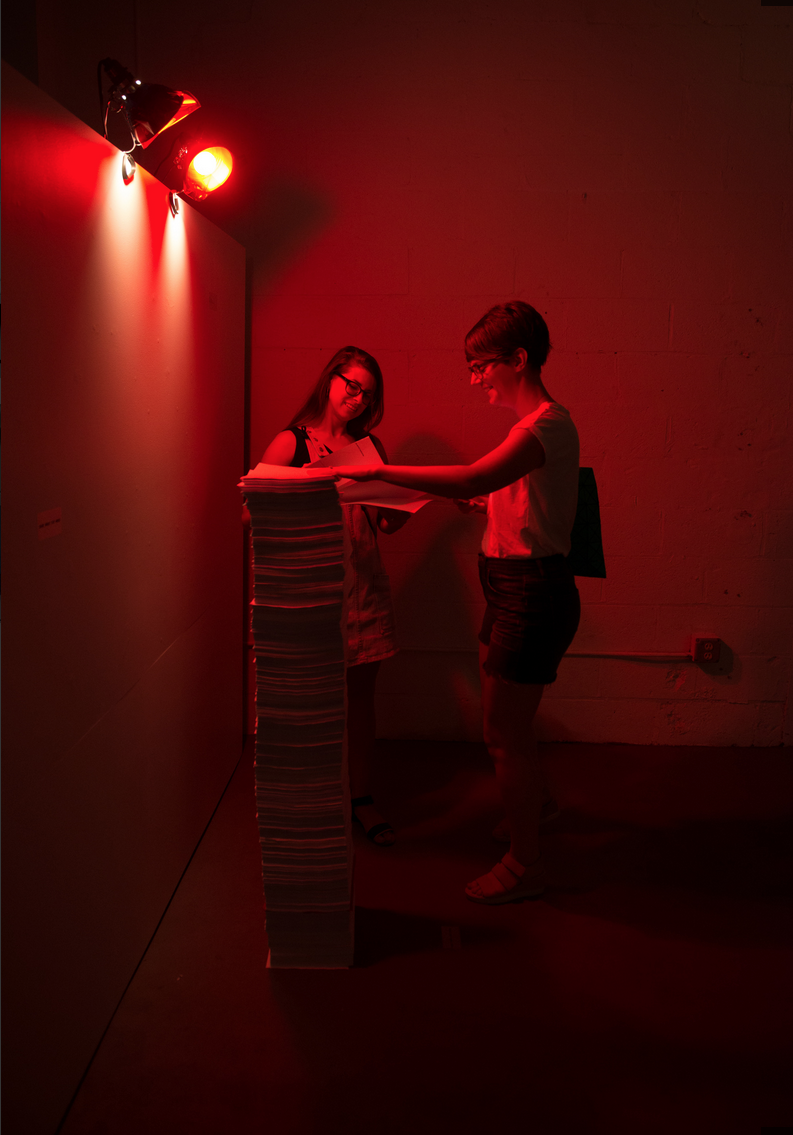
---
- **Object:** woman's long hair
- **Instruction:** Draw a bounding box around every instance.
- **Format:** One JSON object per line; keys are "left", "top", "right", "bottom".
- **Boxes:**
{"left": 289, "top": 346, "right": 385, "bottom": 440}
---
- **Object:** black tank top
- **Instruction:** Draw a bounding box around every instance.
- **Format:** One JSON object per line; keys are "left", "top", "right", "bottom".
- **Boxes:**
{"left": 286, "top": 426, "right": 311, "bottom": 467}
{"left": 285, "top": 425, "right": 376, "bottom": 467}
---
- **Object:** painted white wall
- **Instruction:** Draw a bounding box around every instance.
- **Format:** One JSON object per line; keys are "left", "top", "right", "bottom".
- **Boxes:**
{"left": 2, "top": 64, "right": 246, "bottom": 1135}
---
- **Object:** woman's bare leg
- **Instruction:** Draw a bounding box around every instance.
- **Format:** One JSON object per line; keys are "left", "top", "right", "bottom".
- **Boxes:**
{"left": 479, "top": 642, "right": 545, "bottom": 869}
{"left": 346, "top": 660, "right": 393, "bottom": 843}
{"left": 346, "top": 660, "right": 379, "bottom": 798}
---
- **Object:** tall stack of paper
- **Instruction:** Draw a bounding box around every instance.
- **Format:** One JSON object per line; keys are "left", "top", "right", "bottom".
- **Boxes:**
{"left": 240, "top": 466, "right": 353, "bottom": 968}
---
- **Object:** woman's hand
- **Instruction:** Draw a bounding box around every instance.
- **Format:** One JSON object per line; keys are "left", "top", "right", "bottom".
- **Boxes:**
{"left": 328, "top": 464, "right": 381, "bottom": 481}
{"left": 378, "top": 507, "right": 410, "bottom": 534}
{"left": 453, "top": 497, "right": 488, "bottom": 514}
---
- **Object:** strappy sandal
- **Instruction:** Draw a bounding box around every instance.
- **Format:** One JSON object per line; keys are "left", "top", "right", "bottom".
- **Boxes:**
{"left": 351, "top": 795, "right": 395, "bottom": 846}
{"left": 465, "top": 852, "right": 546, "bottom": 905}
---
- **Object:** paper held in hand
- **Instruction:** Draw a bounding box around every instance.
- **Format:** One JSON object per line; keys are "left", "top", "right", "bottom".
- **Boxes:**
{"left": 236, "top": 437, "right": 431, "bottom": 511}
{"left": 308, "top": 437, "right": 434, "bottom": 512}
{"left": 241, "top": 437, "right": 436, "bottom": 512}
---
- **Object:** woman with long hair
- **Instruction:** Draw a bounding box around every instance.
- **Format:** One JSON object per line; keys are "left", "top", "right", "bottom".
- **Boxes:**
{"left": 261, "top": 346, "right": 409, "bottom": 846}
{"left": 330, "top": 303, "right": 581, "bottom": 903}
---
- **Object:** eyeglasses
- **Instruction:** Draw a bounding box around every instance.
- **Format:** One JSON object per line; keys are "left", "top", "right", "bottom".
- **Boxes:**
{"left": 333, "top": 372, "right": 373, "bottom": 406}
{"left": 467, "top": 356, "right": 508, "bottom": 378}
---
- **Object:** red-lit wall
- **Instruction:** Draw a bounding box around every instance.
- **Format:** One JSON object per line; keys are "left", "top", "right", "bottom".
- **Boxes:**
{"left": 242, "top": 2, "right": 793, "bottom": 746}
{"left": 23, "top": 2, "right": 792, "bottom": 757}
{"left": 2, "top": 64, "right": 245, "bottom": 1135}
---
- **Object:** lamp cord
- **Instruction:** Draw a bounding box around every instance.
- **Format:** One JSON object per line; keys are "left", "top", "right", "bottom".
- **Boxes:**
{"left": 97, "top": 60, "right": 108, "bottom": 135}
{"left": 98, "top": 60, "right": 138, "bottom": 155}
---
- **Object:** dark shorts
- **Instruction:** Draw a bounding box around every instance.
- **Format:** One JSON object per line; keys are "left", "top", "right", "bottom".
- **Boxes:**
{"left": 478, "top": 553, "right": 581, "bottom": 685}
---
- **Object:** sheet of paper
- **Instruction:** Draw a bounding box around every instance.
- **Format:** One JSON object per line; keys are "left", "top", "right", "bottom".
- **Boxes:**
{"left": 334, "top": 479, "right": 435, "bottom": 512}
{"left": 241, "top": 445, "right": 437, "bottom": 513}
{"left": 241, "top": 462, "right": 338, "bottom": 481}
{"left": 307, "top": 436, "right": 382, "bottom": 469}
{"left": 309, "top": 435, "right": 435, "bottom": 512}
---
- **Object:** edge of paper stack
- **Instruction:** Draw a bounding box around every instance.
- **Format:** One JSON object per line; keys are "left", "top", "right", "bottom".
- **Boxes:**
{"left": 240, "top": 465, "right": 354, "bottom": 968}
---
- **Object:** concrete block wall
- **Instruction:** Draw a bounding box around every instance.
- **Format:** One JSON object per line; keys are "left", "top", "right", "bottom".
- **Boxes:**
{"left": 241, "top": 0, "right": 792, "bottom": 746}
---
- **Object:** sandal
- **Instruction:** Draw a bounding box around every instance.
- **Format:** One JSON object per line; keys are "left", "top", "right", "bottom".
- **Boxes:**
{"left": 465, "top": 852, "right": 545, "bottom": 905}
{"left": 351, "top": 795, "right": 395, "bottom": 846}
{"left": 492, "top": 798, "right": 561, "bottom": 843}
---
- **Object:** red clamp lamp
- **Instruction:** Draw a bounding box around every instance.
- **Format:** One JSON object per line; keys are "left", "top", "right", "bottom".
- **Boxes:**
{"left": 98, "top": 59, "right": 234, "bottom": 215}
{"left": 166, "top": 143, "right": 234, "bottom": 215}
{"left": 98, "top": 58, "right": 200, "bottom": 184}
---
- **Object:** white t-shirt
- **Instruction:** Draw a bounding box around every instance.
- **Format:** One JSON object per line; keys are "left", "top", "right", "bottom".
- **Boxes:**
{"left": 482, "top": 401, "right": 580, "bottom": 559}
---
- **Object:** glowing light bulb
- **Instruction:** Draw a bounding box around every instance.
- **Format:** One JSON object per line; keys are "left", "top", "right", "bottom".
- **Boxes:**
{"left": 192, "top": 150, "right": 219, "bottom": 176}
{"left": 183, "top": 147, "right": 233, "bottom": 199}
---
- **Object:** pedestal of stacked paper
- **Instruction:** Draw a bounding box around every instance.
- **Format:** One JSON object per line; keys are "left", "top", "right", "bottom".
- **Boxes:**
{"left": 240, "top": 467, "right": 353, "bottom": 968}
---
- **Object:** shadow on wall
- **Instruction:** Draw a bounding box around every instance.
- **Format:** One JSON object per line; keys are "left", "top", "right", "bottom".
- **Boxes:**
{"left": 191, "top": 176, "right": 332, "bottom": 296}
{"left": 244, "top": 179, "right": 332, "bottom": 294}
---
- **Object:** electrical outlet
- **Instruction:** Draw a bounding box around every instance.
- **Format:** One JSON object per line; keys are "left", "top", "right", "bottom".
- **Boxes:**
{"left": 692, "top": 636, "right": 721, "bottom": 663}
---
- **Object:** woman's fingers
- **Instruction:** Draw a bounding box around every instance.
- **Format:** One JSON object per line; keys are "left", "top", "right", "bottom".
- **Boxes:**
{"left": 328, "top": 464, "right": 377, "bottom": 480}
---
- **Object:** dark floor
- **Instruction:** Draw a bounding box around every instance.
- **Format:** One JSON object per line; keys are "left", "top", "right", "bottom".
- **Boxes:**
{"left": 60, "top": 739, "right": 793, "bottom": 1135}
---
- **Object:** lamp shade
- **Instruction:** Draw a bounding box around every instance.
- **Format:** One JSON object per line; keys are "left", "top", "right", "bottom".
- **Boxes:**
{"left": 126, "top": 83, "right": 200, "bottom": 148}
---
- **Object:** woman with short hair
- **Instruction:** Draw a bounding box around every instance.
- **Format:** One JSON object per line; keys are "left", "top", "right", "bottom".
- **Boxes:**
{"left": 330, "top": 303, "right": 581, "bottom": 903}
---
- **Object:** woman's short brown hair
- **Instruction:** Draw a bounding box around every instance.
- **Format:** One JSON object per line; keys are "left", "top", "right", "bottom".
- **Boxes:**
{"left": 465, "top": 301, "right": 551, "bottom": 371}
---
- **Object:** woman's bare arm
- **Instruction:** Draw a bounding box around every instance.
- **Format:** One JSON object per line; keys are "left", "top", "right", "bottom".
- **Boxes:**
{"left": 331, "top": 427, "right": 545, "bottom": 498}
{"left": 261, "top": 430, "right": 298, "bottom": 467}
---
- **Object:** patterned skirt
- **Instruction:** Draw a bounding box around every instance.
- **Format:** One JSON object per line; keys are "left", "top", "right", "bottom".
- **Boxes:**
{"left": 344, "top": 504, "right": 398, "bottom": 667}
